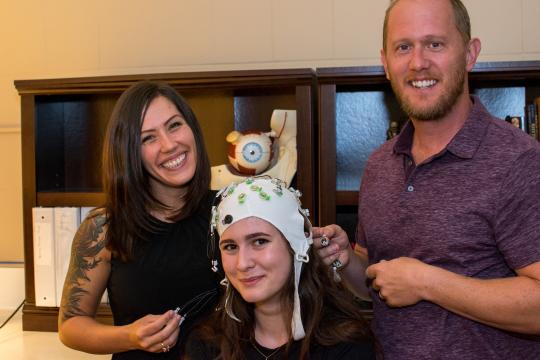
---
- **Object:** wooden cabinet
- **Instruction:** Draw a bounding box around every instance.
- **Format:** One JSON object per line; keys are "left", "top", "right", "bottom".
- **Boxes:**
{"left": 15, "top": 69, "right": 316, "bottom": 331}
{"left": 317, "top": 61, "right": 540, "bottom": 240}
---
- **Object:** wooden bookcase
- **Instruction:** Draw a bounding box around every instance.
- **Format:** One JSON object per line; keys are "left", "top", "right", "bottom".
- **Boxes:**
{"left": 15, "top": 69, "right": 316, "bottom": 331}
{"left": 317, "top": 61, "right": 540, "bottom": 240}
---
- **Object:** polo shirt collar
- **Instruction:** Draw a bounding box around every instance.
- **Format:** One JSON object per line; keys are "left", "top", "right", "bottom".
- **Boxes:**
{"left": 393, "top": 95, "right": 490, "bottom": 160}
{"left": 394, "top": 120, "right": 414, "bottom": 156}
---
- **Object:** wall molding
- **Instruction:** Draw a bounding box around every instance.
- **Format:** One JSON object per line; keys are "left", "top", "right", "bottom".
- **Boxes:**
{"left": 0, "top": 127, "right": 21, "bottom": 134}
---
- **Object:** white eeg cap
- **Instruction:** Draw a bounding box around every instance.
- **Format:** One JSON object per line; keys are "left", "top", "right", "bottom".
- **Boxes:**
{"left": 213, "top": 176, "right": 312, "bottom": 340}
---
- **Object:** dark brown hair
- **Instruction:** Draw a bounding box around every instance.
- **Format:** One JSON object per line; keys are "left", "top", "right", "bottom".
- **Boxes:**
{"left": 191, "top": 239, "right": 372, "bottom": 359}
{"left": 102, "top": 81, "right": 210, "bottom": 260}
{"left": 382, "top": 0, "right": 471, "bottom": 52}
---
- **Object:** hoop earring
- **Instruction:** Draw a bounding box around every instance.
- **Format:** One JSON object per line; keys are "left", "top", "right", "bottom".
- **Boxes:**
{"left": 222, "top": 278, "right": 241, "bottom": 323}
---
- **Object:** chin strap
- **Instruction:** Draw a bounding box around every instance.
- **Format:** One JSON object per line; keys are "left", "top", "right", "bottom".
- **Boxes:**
{"left": 291, "top": 260, "right": 306, "bottom": 340}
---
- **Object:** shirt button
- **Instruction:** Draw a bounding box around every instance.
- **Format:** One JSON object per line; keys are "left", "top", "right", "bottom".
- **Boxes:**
{"left": 407, "top": 185, "right": 414, "bottom": 192}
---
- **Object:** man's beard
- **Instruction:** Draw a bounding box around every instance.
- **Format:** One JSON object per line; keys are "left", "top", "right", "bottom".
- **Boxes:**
{"left": 391, "top": 59, "right": 467, "bottom": 121}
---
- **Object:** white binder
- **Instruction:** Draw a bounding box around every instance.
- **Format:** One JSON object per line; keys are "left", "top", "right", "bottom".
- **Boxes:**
{"left": 32, "top": 207, "right": 56, "bottom": 307}
{"left": 54, "top": 207, "right": 80, "bottom": 307}
{"left": 80, "top": 206, "right": 95, "bottom": 222}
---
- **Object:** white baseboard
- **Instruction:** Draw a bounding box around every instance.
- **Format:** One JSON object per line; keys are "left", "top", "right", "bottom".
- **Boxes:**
{"left": 0, "top": 265, "right": 25, "bottom": 310}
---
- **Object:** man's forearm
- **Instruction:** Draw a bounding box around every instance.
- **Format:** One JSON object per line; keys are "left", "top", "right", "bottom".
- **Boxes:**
{"left": 424, "top": 264, "right": 540, "bottom": 334}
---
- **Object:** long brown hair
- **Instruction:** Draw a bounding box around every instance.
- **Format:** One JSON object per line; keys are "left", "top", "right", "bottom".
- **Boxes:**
{"left": 102, "top": 81, "right": 211, "bottom": 260}
{"left": 192, "top": 241, "right": 372, "bottom": 359}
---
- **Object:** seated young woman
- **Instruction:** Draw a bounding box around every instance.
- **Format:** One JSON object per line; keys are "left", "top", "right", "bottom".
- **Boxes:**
{"left": 185, "top": 176, "right": 375, "bottom": 359}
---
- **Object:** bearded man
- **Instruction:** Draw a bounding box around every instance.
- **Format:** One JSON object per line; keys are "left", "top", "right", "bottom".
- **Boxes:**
{"left": 314, "top": 0, "right": 540, "bottom": 359}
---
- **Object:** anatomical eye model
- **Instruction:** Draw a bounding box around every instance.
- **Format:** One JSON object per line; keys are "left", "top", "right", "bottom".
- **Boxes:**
{"left": 227, "top": 131, "right": 274, "bottom": 175}
{"left": 210, "top": 109, "right": 297, "bottom": 189}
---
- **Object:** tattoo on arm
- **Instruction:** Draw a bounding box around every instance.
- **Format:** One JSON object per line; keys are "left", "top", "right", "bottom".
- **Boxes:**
{"left": 60, "top": 215, "right": 107, "bottom": 322}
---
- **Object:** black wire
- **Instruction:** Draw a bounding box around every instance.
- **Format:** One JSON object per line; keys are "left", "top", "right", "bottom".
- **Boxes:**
{"left": 0, "top": 299, "right": 25, "bottom": 329}
{"left": 175, "top": 289, "right": 218, "bottom": 319}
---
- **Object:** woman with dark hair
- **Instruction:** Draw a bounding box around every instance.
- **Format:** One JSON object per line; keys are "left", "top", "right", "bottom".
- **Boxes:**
{"left": 58, "top": 81, "right": 220, "bottom": 359}
{"left": 185, "top": 177, "right": 374, "bottom": 359}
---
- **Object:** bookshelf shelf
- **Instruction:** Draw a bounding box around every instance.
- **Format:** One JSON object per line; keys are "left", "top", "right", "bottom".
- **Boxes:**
{"left": 36, "top": 192, "right": 106, "bottom": 207}
{"left": 336, "top": 191, "right": 359, "bottom": 207}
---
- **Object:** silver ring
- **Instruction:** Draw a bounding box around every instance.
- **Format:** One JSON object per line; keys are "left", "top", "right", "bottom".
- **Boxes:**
{"left": 331, "top": 259, "right": 342, "bottom": 282}
{"left": 160, "top": 342, "right": 168, "bottom": 353}
{"left": 331, "top": 259, "right": 342, "bottom": 269}
{"left": 320, "top": 235, "right": 329, "bottom": 247}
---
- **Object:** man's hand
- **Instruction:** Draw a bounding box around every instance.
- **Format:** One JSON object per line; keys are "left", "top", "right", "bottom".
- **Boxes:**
{"left": 312, "top": 224, "right": 371, "bottom": 299}
{"left": 366, "top": 257, "right": 433, "bottom": 307}
{"left": 312, "top": 224, "right": 353, "bottom": 270}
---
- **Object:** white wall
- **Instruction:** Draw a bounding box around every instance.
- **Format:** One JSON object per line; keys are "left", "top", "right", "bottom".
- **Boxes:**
{"left": 0, "top": 129, "right": 23, "bottom": 261}
{"left": 0, "top": 265, "right": 25, "bottom": 309}
{"left": 1, "top": 0, "right": 540, "bottom": 261}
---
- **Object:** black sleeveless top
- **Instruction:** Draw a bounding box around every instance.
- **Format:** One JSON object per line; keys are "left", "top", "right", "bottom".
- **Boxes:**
{"left": 108, "top": 191, "right": 220, "bottom": 359}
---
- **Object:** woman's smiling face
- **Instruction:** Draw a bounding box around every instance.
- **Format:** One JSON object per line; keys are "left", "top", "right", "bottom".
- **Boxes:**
{"left": 140, "top": 95, "right": 197, "bottom": 197}
{"left": 220, "top": 216, "right": 292, "bottom": 308}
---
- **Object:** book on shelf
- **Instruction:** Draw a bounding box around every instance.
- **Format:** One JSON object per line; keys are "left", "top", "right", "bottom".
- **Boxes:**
{"left": 80, "top": 206, "right": 95, "bottom": 221}
{"left": 536, "top": 98, "right": 540, "bottom": 140}
{"left": 32, "top": 207, "right": 57, "bottom": 307}
{"left": 525, "top": 103, "right": 539, "bottom": 140}
{"left": 32, "top": 206, "right": 108, "bottom": 307}
{"left": 54, "top": 207, "right": 80, "bottom": 307}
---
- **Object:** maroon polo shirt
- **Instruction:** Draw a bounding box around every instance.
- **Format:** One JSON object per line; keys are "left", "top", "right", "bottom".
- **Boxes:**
{"left": 357, "top": 96, "right": 540, "bottom": 359}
